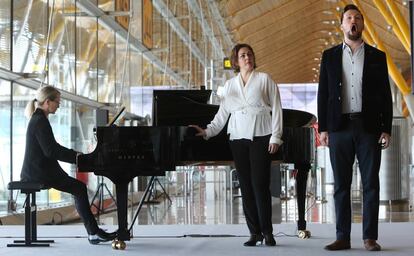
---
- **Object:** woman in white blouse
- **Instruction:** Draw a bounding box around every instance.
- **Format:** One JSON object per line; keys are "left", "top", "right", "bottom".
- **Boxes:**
{"left": 190, "top": 44, "right": 283, "bottom": 246}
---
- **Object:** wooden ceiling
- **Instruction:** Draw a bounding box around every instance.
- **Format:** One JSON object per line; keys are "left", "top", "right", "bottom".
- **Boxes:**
{"left": 217, "top": 0, "right": 410, "bottom": 84}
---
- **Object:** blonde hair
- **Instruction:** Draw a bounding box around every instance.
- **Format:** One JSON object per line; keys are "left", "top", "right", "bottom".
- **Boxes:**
{"left": 24, "top": 86, "right": 61, "bottom": 118}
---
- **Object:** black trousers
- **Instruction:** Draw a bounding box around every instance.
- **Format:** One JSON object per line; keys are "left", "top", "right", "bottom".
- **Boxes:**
{"left": 329, "top": 118, "right": 381, "bottom": 241}
{"left": 48, "top": 174, "right": 99, "bottom": 235}
{"left": 229, "top": 135, "right": 273, "bottom": 235}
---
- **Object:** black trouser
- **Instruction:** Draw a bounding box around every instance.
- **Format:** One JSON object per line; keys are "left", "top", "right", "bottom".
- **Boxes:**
{"left": 48, "top": 174, "right": 99, "bottom": 235}
{"left": 229, "top": 135, "right": 273, "bottom": 235}
{"left": 329, "top": 117, "right": 381, "bottom": 241}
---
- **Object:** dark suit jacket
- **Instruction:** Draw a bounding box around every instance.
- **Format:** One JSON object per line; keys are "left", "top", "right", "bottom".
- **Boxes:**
{"left": 317, "top": 43, "right": 392, "bottom": 135}
{"left": 21, "top": 108, "right": 77, "bottom": 185}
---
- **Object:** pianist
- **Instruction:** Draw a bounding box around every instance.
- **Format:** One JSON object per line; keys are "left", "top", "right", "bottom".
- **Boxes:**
{"left": 190, "top": 43, "right": 283, "bottom": 247}
{"left": 21, "top": 86, "right": 116, "bottom": 244}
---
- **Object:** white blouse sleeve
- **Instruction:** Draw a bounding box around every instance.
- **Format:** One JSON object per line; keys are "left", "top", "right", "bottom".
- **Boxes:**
{"left": 205, "top": 83, "right": 231, "bottom": 139}
{"left": 266, "top": 74, "right": 283, "bottom": 145}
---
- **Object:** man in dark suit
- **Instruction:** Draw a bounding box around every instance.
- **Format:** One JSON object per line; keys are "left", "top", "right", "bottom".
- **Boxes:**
{"left": 317, "top": 4, "right": 392, "bottom": 252}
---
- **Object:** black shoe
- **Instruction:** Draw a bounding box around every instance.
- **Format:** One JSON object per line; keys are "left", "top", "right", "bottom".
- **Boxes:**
{"left": 103, "top": 229, "right": 118, "bottom": 240}
{"left": 243, "top": 234, "right": 264, "bottom": 246}
{"left": 88, "top": 229, "right": 117, "bottom": 245}
{"left": 264, "top": 234, "right": 276, "bottom": 246}
{"left": 324, "top": 240, "right": 351, "bottom": 250}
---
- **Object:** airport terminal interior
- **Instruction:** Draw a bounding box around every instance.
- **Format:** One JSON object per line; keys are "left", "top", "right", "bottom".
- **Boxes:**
{"left": 1, "top": 0, "right": 414, "bottom": 255}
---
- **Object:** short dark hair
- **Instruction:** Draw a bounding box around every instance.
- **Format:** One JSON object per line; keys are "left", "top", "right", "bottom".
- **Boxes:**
{"left": 230, "top": 43, "right": 257, "bottom": 73}
{"left": 341, "top": 4, "right": 363, "bottom": 23}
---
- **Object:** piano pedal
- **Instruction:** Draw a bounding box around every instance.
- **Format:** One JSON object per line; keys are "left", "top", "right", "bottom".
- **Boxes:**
{"left": 298, "top": 230, "right": 311, "bottom": 239}
{"left": 112, "top": 239, "right": 126, "bottom": 250}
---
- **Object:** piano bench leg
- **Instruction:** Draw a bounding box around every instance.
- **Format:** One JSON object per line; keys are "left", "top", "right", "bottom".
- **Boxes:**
{"left": 7, "top": 186, "right": 53, "bottom": 247}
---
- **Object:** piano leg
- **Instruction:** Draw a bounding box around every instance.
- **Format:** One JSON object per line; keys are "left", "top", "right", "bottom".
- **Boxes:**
{"left": 295, "top": 162, "right": 311, "bottom": 239}
{"left": 115, "top": 182, "right": 131, "bottom": 242}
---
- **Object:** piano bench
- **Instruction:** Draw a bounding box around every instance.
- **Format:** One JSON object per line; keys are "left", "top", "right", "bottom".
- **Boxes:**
{"left": 7, "top": 181, "right": 54, "bottom": 247}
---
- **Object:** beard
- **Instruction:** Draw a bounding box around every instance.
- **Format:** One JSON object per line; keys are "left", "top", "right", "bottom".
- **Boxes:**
{"left": 347, "top": 30, "right": 362, "bottom": 41}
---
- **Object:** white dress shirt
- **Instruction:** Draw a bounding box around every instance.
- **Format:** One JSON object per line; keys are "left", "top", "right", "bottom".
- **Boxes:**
{"left": 205, "top": 71, "right": 283, "bottom": 145}
{"left": 342, "top": 42, "right": 364, "bottom": 114}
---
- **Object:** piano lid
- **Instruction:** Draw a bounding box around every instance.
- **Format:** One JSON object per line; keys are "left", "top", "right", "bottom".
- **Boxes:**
{"left": 108, "top": 106, "right": 126, "bottom": 126}
{"left": 152, "top": 89, "right": 316, "bottom": 128}
{"left": 153, "top": 89, "right": 215, "bottom": 126}
{"left": 283, "top": 108, "right": 316, "bottom": 128}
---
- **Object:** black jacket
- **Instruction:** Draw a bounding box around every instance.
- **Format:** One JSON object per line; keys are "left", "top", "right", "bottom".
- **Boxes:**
{"left": 21, "top": 108, "right": 77, "bottom": 185}
{"left": 317, "top": 43, "right": 393, "bottom": 135}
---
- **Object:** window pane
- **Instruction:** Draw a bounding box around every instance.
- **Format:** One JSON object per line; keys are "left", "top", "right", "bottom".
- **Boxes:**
{"left": 115, "top": 33, "right": 130, "bottom": 106}
{"left": 49, "top": 0, "right": 77, "bottom": 93}
{"left": 0, "top": 0, "right": 11, "bottom": 69}
{"left": 76, "top": 16, "right": 98, "bottom": 99}
{"left": 0, "top": 80, "right": 11, "bottom": 211}
{"left": 97, "top": 24, "right": 115, "bottom": 103}
{"left": 11, "top": 85, "right": 33, "bottom": 181}
{"left": 279, "top": 83, "right": 318, "bottom": 116}
{"left": 13, "top": 0, "right": 47, "bottom": 75}
{"left": 10, "top": 85, "right": 41, "bottom": 210}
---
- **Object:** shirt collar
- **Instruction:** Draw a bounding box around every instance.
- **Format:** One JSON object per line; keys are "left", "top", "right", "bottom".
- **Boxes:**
{"left": 237, "top": 70, "right": 255, "bottom": 87}
{"left": 342, "top": 41, "right": 365, "bottom": 52}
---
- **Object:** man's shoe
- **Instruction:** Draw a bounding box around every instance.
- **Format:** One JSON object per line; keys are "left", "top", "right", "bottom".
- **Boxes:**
{"left": 88, "top": 229, "right": 117, "bottom": 245}
{"left": 324, "top": 240, "right": 351, "bottom": 250}
{"left": 364, "top": 239, "right": 381, "bottom": 251}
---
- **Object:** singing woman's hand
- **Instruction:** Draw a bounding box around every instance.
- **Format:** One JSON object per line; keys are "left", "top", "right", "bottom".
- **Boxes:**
{"left": 268, "top": 143, "right": 279, "bottom": 154}
{"left": 188, "top": 125, "right": 207, "bottom": 137}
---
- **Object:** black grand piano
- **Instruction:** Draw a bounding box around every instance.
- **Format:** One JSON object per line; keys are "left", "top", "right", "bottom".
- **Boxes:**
{"left": 78, "top": 89, "right": 316, "bottom": 247}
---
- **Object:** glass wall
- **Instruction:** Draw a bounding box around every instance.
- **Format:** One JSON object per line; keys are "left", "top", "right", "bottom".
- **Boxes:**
{"left": 0, "top": 80, "right": 11, "bottom": 211}
{"left": 0, "top": 0, "right": 229, "bottom": 215}
{"left": 279, "top": 83, "right": 318, "bottom": 116}
{"left": 49, "top": 0, "right": 77, "bottom": 92}
{"left": 12, "top": 0, "right": 48, "bottom": 75}
{"left": 97, "top": 23, "right": 116, "bottom": 103}
{"left": 0, "top": 0, "right": 10, "bottom": 69}
{"left": 11, "top": 85, "right": 34, "bottom": 183}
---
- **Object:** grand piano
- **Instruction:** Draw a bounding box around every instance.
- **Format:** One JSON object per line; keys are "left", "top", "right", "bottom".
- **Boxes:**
{"left": 78, "top": 89, "right": 316, "bottom": 248}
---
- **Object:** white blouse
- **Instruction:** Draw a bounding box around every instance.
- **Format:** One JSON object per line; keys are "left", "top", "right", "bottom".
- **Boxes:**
{"left": 205, "top": 71, "right": 283, "bottom": 145}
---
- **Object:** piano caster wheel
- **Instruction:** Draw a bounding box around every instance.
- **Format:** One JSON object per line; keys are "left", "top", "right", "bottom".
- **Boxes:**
{"left": 298, "top": 230, "right": 311, "bottom": 239}
{"left": 112, "top": 240, "right": 126, "bottom": 250}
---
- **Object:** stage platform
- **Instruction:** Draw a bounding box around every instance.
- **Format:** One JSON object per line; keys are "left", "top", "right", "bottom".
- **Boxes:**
{"left": 1, "top": 223, "right": 413, "bottom": 255}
